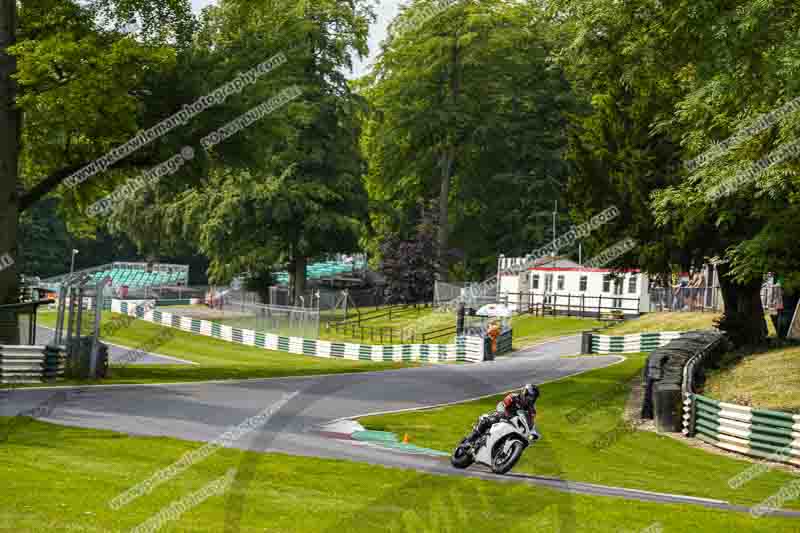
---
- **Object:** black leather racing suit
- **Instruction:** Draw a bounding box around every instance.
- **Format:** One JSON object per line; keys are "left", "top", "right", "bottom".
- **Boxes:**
{"left": 466, "top": 392, "right": 536, "bottom": 444}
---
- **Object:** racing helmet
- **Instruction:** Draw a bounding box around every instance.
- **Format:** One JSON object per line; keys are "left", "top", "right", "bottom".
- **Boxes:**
{"left": 521, "top": 384, "right": 540, "bottom": 406}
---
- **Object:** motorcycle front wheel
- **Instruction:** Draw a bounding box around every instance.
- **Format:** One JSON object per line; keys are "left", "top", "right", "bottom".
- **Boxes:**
{"left": 450, "top": 441, "right": 474, "bottom": 469}
{"left": 491, "top": 436, "right": 525, "bottom": 474}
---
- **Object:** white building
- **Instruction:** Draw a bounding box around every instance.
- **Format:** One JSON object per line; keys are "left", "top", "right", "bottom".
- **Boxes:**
{"left": 497, "top": 256, "right": 649, "bottom": 316}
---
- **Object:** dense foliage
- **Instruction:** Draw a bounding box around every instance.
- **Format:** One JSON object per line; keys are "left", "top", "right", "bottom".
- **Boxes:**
{"left": 3, "top": 0, "right": 799, "bottom": 345}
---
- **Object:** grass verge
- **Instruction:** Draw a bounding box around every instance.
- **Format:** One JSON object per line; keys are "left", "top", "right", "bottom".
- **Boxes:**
{"left": 604, "top": 312, "right": 721, "bottom": 335}
{"left": 31, "top": 311, "right": 410, "bottom": 386}
{"left": 703, "top": 343, "right": 800, "bottom": 413}
{"left": 510, "top": 315, "right": 604, "bottom": 349}
{"left": 0, "top": 418, "right": 795, "bottom": 532}
{"left": 605, "top": 312, "right": 778, "bottom": 337}
{"left": 360, "top": 354, "right": 800, "bottom": 508}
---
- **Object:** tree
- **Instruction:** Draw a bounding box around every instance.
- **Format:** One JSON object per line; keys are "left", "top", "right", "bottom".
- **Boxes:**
{"left": 0, "top": 0, "right": 20, "bottom": 341}
{"left": 380, "top": 204, "right": 440, "bottom": 304}
{"left": 0, "top": 0, "right": 193, "bottom": 341}
{"left": 157, "top": 0, "right": 374, "bottom": 305}
{"left": 362, "top": 0, "right": 575, "bottom": 281}
{"left": 550, "top": 0, "right": 800, "bottom": 345}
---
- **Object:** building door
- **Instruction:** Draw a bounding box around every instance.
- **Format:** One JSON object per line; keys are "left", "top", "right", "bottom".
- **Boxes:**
{"left": 544, "top": 273, "right": 554, "bottom": 305}
{"left": 613, "top": 279, "right": 623, "bottom": 309}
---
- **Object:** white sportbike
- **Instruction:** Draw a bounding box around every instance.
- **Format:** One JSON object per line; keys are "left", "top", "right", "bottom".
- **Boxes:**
{"left": 450, "top": 408, "right": 539, "bottom": 474}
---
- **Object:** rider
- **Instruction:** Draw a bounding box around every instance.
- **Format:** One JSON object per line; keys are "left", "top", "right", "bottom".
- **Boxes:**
{"left": 466, "top": 384, "right": 540, "bottom": 445}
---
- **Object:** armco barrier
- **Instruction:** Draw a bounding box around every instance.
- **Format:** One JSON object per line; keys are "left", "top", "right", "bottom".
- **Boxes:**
{"left": 0, "top": 345, "right": 65, "bottom": 383}
{"left": 111, "top": 300, "right": 485, "bottom": 363}
{"left": 589, "top": 331, "right": 685, "bottom": 354}
{"left": 683, "top": 394, "right": 800, "bottom": 468}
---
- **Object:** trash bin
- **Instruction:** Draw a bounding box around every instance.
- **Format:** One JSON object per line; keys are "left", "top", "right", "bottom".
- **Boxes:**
{"left": 653, "top": 383, "right": 682, "bottom": 433}
{"left": 483, "top": 336, "right": 494, "bottom": 361}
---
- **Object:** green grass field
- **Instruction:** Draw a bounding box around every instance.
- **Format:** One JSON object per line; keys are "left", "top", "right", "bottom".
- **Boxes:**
{"left": 0, "top": 417, "right": 794, "bottom": 532}
{"left": 604, "top": 312, "right": 721, "bottom": 335}
{"left": 360, "top": 354, "right": 800, "bottom": 509}
{"left": 704, "top": 343, "right": 800, "bottom": 413}
{"left": 33, "top": 311, "right": 410, "bottom": 385}
{"left": 510, "top": 315, "right": 604, "bottom": 349}
{"left": 320, "top": 306, "right": 456, "bottom": 344}
{"left": 154, "top": 304, "right": 603, "bottom": 349}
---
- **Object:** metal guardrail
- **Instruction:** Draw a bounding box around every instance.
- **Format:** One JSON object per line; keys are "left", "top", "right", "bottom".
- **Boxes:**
{"left": 0, "top": 345, "right": 65, "bottom": 384}
{"left": 683, "top": 394, "right": 800, "bottom": 468}
{"left": 587, "top": 331, "right": 686, "bottom": 354}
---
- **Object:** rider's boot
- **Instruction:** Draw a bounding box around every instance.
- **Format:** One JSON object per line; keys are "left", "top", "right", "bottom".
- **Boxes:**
{"left": 465, "top": 428, "right": 482, "bottom": 445}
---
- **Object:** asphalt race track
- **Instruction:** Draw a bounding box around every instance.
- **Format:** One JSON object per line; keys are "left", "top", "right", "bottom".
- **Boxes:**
{"left": 35, "top": 325, "right": 195, "bottom": 365}
{"left": 2, "top": 334, "right": 800, "bottom": 518}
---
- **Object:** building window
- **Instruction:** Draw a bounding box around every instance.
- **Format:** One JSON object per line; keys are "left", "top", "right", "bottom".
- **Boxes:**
{"left": 557, "top": 275, "right": 565, "bottom": 291}
{"left": 628, "top": 275, "right": 638, "bottom": 294}
{"left": 532, "top": 274, "right": 540, "bottom": 290}
{"left": 602, "top": 275, "right": 611, "bottom": 293}
{"left": 579, "top": 276, "right": 588, "bottom": 292}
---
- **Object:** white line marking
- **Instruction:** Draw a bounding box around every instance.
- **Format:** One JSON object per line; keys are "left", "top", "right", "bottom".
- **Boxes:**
{"left": 326, "top": 355, "right": 627, "bottom": 423}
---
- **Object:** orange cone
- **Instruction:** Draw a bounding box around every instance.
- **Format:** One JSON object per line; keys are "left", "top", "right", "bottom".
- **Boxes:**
{"left": 402, "top": 433, "right": 410, "bottom": 444}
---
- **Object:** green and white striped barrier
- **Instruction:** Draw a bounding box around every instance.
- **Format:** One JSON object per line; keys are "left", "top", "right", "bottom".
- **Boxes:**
{"left": 154, "top": 298, "right": 202, "bottom": 306}
{"left": 590, "top": 331, "right": 685, "bottom": 354}
{"left": 0, "top": 345, "right": 65, "bottom": 383}
{"left": 111, "top": 299, "right": 485, "bottom": 363}
{"left": 683, "top": 393, "right": 800, "bottom": 468}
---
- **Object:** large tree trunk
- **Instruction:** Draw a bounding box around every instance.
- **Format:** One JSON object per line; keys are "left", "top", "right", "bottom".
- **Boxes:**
{"left": 716, "top": 263, "right": 767, "bottom": 346}
{"left": 437, "top": 148, "right": 454, "bottom": 281}
{"left": 0, "top": 0, "right": 19, "bottom": 343}
{"left": 289, "top": 253, "right": 307, "bottom": 307}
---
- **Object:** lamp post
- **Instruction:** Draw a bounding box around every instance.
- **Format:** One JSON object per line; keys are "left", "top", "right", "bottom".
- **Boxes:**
{"left": 69, "top": 249, "right": 79, "bottom": 276}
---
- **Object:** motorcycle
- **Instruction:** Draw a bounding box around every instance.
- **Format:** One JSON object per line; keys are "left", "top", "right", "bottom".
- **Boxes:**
{"left": 451, "top": 408, "right": 538, "bottom": 474}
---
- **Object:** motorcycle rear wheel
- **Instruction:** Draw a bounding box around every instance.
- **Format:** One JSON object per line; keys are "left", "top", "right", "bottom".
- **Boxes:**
{"left": 491, "top": 437, "right": 525, "bottom": 474}
{"left": 451, "top": 443, "right": 474, "bottom": 469}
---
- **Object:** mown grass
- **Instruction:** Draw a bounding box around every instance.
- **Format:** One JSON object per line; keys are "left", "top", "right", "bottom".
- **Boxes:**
{"left": 361, "top": 354, "right": 800, "bottom": 509}
{"left": 0, "top": 418, "right": 794, "bottom": 532}
{"left": 604, "top": 312, "right": 721, "bottom": 335}
{"left": 31, "top": 311, "right": 410, "bottom": 386}
{"left": 510, "top": 314, "right": 604, "bottom": 349}
{"left": 320, "top": 306, "right": 456, "bottom": 345}
{"left": 704, "top": 343, "right": 800, "bottom": 413}
{"left": 122, "top": 304, "right": 604, "bottom": 349}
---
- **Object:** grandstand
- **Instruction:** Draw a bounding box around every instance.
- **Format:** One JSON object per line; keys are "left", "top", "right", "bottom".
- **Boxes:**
{"left": 40, "top": 262, "right": 189, "bottom": 292}
{"left": 273, "top": 258, "right": 367, "bottom": 286}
